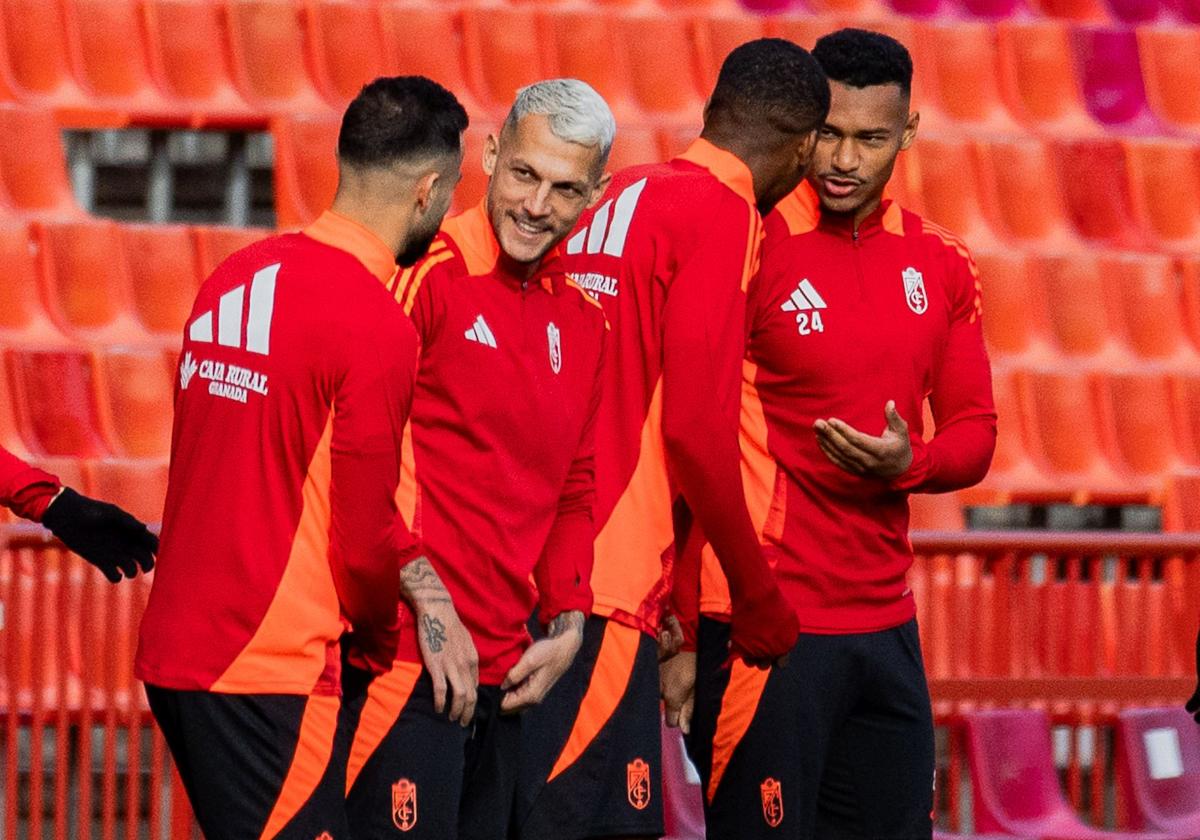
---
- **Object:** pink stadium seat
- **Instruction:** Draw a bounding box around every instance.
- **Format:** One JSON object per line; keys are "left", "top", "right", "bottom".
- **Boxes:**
{"left": 380, "top": 3, "right": 473, "bottom": 111}
{"left": 1124, "top": 138, "right": 1200, "bottom": 251}
{"left": 967, "top": 709, "right": 1177, "bottom": 839}
{"left": 543, "top": 9, "right": 636, "bottom": 123}
{"left": 1103, "top": 252, "right": 1194, "bottom": 364}
{"left": 1055, "top": 139, "right": 1146, "bottom": 250}
{"left": 974, "top": 250, "right": 1051, "bottom": 361}
{"left": 617, "top": 13, "right": 704, "bottom": 124}
{"left": 1073, "top": 26, "right": 1160, "bottom": 132}
{"left": 0, "top": 104, "right": 83, "bottom": 217}
{"left": 996, "top": 20, "right": 1102, "bottom": 135}
{"left": 98, "top": 348, "right": 174, "bottom": 459}
{"left": 122, "top": 223, "right": 202, "bottom": 337}
{"left": 911, "top": 135, "right": 998, "bottom": 250}
{"left": 8, "top": 348, "right": 110, "bottom": 458}
{"left": 1104, "top": 0, "right": 1171, "bottom": 23}
{"left": 307, "top": 0, "right": 388, "bottom": 108}
{"left": 660, "top": 720, "right": 705, "bottom": 840}
{"left": 1138, "top": 26, "right": 1200, "bottom": 132}
{"left": 1116, "top": 708, "right": 1200, "bottom": 836}
{"left": 85, "top": 459, "right": 169, "bottom": 525}
{"left": 934, "top": 832, "right": 1034, "bottom": 839}
{"left": 975, "top": 136, "right": 1078, "bottom": 250}
{"left": 0, "top": 221, "right": 61, "bottom": 344}
{"left": 272, "top": 112, "right": 339, "bottom": 229}
{"left": 960, "top": 0, "right": 1027, "bottom": 18}
{"left": 917, "top": 21, "right": 1021, "bottom": 133}
{"left": 461, "top": 6, "right": 546, "bottom": 115}
{"left": 226, "top": 0, "right": 329, "bottom": 113}
{"left": 194, "top": 225, "right": 272, "bottom": 277}
{"left": 1028, "top": 0, "right": 1110, "bottom": 21}
{"left": 1096, "top": 370, "right": 1186, "bottom": 481}
{"left": 144, "top": 0, "right": 256, "bottom": 125}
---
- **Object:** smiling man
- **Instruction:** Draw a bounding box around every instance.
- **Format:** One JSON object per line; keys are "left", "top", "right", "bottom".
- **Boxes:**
{"left": 342, "top": 79, "right": 613, "bottom": 840}
{"left": 675, "top": 29, "right": 997, "bottom": 840}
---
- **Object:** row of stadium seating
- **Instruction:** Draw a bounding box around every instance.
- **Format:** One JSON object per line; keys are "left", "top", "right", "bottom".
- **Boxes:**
{"left": 2, "top": 1, "right": 1200, "bottom": 134}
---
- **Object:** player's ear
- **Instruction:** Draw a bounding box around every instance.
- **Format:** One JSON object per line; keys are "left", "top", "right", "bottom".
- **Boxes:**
{"left": 796, "top": 128, "right": 820, "bottom": 170}
{"left": 900, "top": 111, "right": 919, "bottom": 151}
{"left": 586, "top": 171, "right": 612, "bottom": 209}
{"left": 482, "top": 133, "right": 499, "bottom": 177}
{"left": 415, "top": 170, "right": 440, "bottom": 211}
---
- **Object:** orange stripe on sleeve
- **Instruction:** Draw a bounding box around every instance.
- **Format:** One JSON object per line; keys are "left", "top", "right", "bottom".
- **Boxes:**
{"left": 259, "top": 694, "right": 340, "bottom": 840}
{"left": 345, "top": 661, "right": 423, "bottom": 793}
{"left": 402, "top": 252, "right": 454, "bottom": 315}
{"left": 706, "top": 661, "right": 770, "bottom": 804}
{"left": 547, "top": 621, "right": 642, "bottom": 782}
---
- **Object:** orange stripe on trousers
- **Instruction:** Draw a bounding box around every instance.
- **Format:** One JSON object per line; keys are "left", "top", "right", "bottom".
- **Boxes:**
{"left": 344, "top": 661, "right": 423, "bottom": 793}
{"left": 547, "top": 622, "right": 641, "bottom": 782}
{"left": 258, "top": 694, "right": 340, "bottom": 840}
{"left": 706, "top": 661, "right": 770, "bottom": 804}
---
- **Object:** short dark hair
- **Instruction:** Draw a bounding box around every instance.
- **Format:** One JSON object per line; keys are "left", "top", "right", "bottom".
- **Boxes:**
{"left": 707, "top": 38, "right": 831, "bottom": 136}
{"left": 812, "top": 29, "right": 913, "bottom": 97}
{"left": 338, "top": 76, "right": 469, "bottom": 169}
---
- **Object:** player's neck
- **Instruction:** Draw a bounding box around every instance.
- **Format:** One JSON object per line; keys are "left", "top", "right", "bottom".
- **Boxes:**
{"left": 330, "top": 196, "right": 413, "bottom": 261}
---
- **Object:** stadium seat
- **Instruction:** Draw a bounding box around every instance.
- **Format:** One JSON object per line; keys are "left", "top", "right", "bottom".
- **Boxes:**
{"left": 1055, "top": 139, "right": 1146, "bottom": 250}
{"left": 0, "top": 355, "right": 29, "bottom": 456}
{"left": 193, "top": 224, "right": 272, "bottom": 277}
{"left": 1169, "top": 372, "right": 1200, "bottom": 467}
{"left": 0, "top": 104, "right": 83, "bottom": 217}
{"left": 1028, "top": 0, "right": 1110, "bottom": 20}
{"left": 226, "top": 0, "right": 329, "bottom": 113}
{"left": 607, "top": 124, "right": 663, "bottom": 172}
{"left": 657, "top": 125, "right": 700, "bottom": 161}
{"left": 272, "top": 112, "right": 339, "bottom": 229}
{"left": 379, "top": 3, "right": 474, "bottom": 111}
{"left": 307, "top": 0, "right": 388, "bottom": 108}
{"left": 996, "top": 20, "right": 1102, "bottom": 135}
{"left": 974, "top": 250, "right": 1052, "bottom": 361}
{"left": 0, "top": 221, "right": 61, "bottom": 344}
{"left": 700, "top": 14, "right": 769, "bottom": 91}
{"left": 660, "top": 720, "right": 705, "bottom": 840}
{"left": 855, "top": 18, "right": 947, "bottom": 133}
{"left": 974, "top": 136, "right": 1078, "bottom": 250}
{"left": 1181, "top": 257, "right": 1200, "bottom": 352}
{"left": 122, "top": 223, "right": 201, "bottom": 337}
{"left": 888, "top": 0, "right": 952, "bottom": 19}
{"left": 1116, "top": 708, "right": 1200, "bottom": 837}
{"left": 969, "top": 366, "right": 1054, "bottom": 503}
{"left": 1137, "top": 26, "right": 1200, "bottom": 133}
{"left": 618, "top": 13, "right": 704, "bottom": 124}
{"left": 1034, "top": 253, "right": 1120, "bottom": 360}
{"left": 911, "top": 135, "right": 998, "bottom": 250}
{"left": 39, "top": 219, "right": 147, "bottom": 343}
{"left": 1104, "top": 0, "right": 1172, "bottom": 23}
{"left": 1073, "top": 26, "right": 1160, "bottom": 131}
{"left": 84, "top": 458, "right": 168, "bottom": 525}
{"left": 959, "top": 0, "right": 1027, "bottom": 19}
{"left": 461, "top": 6, "right": 546, "bottom": 115}
{"left": 768, "top": 15, "right": 844, "bottom": 54}
{"left": 1096, "top": 370, "right": 1186, "bottom": 481}
{"left": 7, "top": 348, "right": 110, "bottom": 458}
{"left": 966, "top": 708, "right": 1176, "bottom": 839}
{"left": 0, "top": 0, "right": 97, "bottom": 119}
{"left": 1103, "top": 252, "right": 1195, "bottom": 364}
{"left": 98, "top": 349, "right": 174, "bottom": 459}
{"left": 542, "top": 9, "right": 636, "bottom": 123}
{"left": 908, "top": 492, "right": 966, "bottom": 530}
{"left": 1123, "top": 138, "right": 1200, "bottom": 251}
{"left": 143, "top": 0, "right": 257, "bottom": 125}
{"left": 917, "top": 21, "right": 1022, "bottom": 133}
{"left": 455, "top": 122, "right": 496, "bottom": 214}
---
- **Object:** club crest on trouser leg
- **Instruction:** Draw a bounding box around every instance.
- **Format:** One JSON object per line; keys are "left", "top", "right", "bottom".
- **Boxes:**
{"left": 314, "top": 833, "right": 334, "bottom": 840}
{"left": 547, "top": 322, "right": 562, "bottom": 374}
{"left": 392, "top": 778, "right": 417, "bottom": 831}
{"left": 627, "top": 758, "right": 651, "bottom": 810}
{"left": 760, "top": 777, "right": 783, "bottom": 827}
{"left": 902, "top": 267, "right": 928, "bottom": 315}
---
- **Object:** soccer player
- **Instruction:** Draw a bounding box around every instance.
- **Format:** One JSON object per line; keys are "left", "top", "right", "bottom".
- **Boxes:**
{"left": 0, "top": 446, "right": 156, "bottom": 581}
{"left": 673, "top": 29, "right": 998, "bottom": 840}
{"left": 517, "top": 40, "right": 831, "bottom": 840}
{"left": 342, "top": 79, "right": 613, "bottom": 840}
{"left": 135, "top": 77, "right": 475, "bottom": 840}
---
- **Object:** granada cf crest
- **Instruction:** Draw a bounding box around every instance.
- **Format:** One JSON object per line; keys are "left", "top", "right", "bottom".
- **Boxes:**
{"left": 314, "top": 833, "right": 334, "bottom": 840}
{"left": 760, "top": 777, "right": 783, "bottom": 828}
{"left": 547, "top": 322, "right": 562, "bottom": 374}
{"left": 902, "top": 266, "right": 928, "bottom": 315}
{"left": 392, "top": 778, "right": 417, "bottom": 831}
{"left": 627, "top": 758, "right": 651, "bottom": 810}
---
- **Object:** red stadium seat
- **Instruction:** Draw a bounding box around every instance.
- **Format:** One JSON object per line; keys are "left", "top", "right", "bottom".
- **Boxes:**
{"left": 122, "top": 223, "right": 202, "bottom": 337}
{"left": 974, "top": 136, "right": 1078, "bottom": 250}
{"left": 272, "top": 112, "right": 339, "bottom": 229}
{"left": 39, "top": 219, "right": 147, "bottom": 343}
{"left": 967, "top": 709, "right": 1172, "bottom": 839}
{"left": 1103, "top": 252, "right": 1195, "bottom": 364}
{"left": 1027, "top": 0, "right": 1110, "bottom": 20}
{"left": 1124, "top": 138, "right": 1200, "bottom": 251}
{"left": 1138, "top": 26, "right": 1200, "bottom": 133}
{"left": 461, "top": 6, "right": 546, "bottom": 115}
{"left": 1055, "top": 139, "right": 1146, "bottom": 250}
{"left": 143, "top": 0, "right": 256, "bottom": 125}
{"left": 1073, "top": 26, "right": 1160, "bottom": 132}
{"left": 917, "top": 21, "right": 1021, "bottom": 132}
{"left": 1116, "top": 707, "right": 1200, "bottom": 837}
{"left": 8, "top": 348, "right": 110, "bottom": 458}
{"left": 307, "top": 0, "right": 388, "bottom": 108}
{"left": 996, "top": 20, "right": 1102, "bottom": 135}
{"left": 226, "top": 0, "right": 329, "bottom": 113}
{"left": 911, "top": 135, "right": 998, "bottom": 250}
{"left": 193, "top": 225, "right": 272, "bottom": 277}
{"left": 98, "top": 348, "right": 174, "bottom": 459}
{"left": 1182, "top": 257, "right": 1200, "bottom": 353}
{"left": 0, "top": 355, "right": 29, "bottom": 457}
{"left": 84, "top": 458, "right": 169, "bottom": 525}
{"left": 1034, "top": 253, "right": 1120, "bottom": 361}
{"left": 974, "top": 250, "right": 1051, "bottom": 361}
{"left": 0, "top": 104, "right": 83, "bottom": 217}
{"left": 617, "top": 13, "right": 704, "bottom": 124}
{"left": 542, "top": 9, "right": 635, "bottom": 123}
{"left": 1096, "top": 370, "right": 1186, "bottom": 481}
{"left": 379, "top": 3, "right": 474, "bottom": 111}
{"left": 0, "top": 221, "right": 61, "bottom": 344}
{"left": 455, "top": 122, "right": 496, "bottom": 214}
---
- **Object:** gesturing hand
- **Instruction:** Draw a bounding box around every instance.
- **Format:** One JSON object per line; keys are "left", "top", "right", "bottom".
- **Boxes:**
{"left": 501, "top": 610, "right": 585, "bottom": 714}
{"left": 42, "top": 488, "right": 157, "bottom": 583}
{"left": 814, "top": 401, "right": 913, "bottom": 479}
{"left": 400, "top": 557, "right": 478, "bottom": 726}
{"left": 660, "top": 651, "right": 696, "bottom": 735}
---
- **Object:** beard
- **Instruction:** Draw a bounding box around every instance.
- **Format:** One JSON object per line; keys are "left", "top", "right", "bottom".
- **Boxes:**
{"left": 395, "top": 227, "right": 439, "bottom": 268}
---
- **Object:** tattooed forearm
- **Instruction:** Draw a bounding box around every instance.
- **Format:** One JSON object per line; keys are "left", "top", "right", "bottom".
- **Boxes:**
{"left": 548, "top": 610, "right": 584, "bottom": 639}
{"left": 421, "top": 614, "right": 447, "bottom": 653}
{"left": 401, "top": 557, "right": 452, "bottom": 606}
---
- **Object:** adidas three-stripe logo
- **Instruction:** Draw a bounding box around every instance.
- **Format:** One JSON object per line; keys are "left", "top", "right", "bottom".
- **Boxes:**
{"left": 780, "top": 279, "right": 827, "bottom": 312}
{"left": 188, "top": 263, "right": 280, "bottom": 354}
{"left": 566, "top": 177, "right": 648, "bottom": 258}
{"left": 464, "top": 314, "right": 497, "bottom": 348}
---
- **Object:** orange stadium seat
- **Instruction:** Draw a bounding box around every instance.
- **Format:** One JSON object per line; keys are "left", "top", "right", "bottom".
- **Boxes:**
{"left": 307, "top": 0, "right": 389, "bottom": 108}
{"left": 84, "top": 459, "right": 169, "bottom": 524}
{"left": 917, "top": 21, "right": 1022, "bottom": 132}
{"left": 98, "top": 348, "right": 174, "bottom": 459}
{"left": 0, "top": 221, "right": 61, "bottom": 344}
{"left": 226, "top": 0, "right": 330, "bottom": 113}
{"left": 768, "top": 15, "right": 839, "bottom": 53}
{"left": 618, "top": 13, "right": 704, "bottom": 124}
{"left": 1182, "top": 257, "right": 1200, "bottom": 352}
{"left": 8, "top": 348, "right": 110, "bottom": 458}
{"left": 910, "top": 135, "right": 998, "bottom": 250}
{"left": 461, "top": 6, "right": 546, "bottom": 115}
{"left": 974, "top": 250, "right": 1051, "bottom": 361}
{"left": 194, "top": 224, "right": 272, "bottom": 277}
{"left": 143, "top": 0, "right": 256, "bottom": 125}
{"left": 700, "top": 14, "right": 769, "bottom": 91}
{"left": 1171, "top": 372, "right": 1200, "bottom": 467}
{"left": 542, "top": 9, "right": 636, "bottom": 122}
{"left": 0, "top": 104, "right": 82, "bottom": 217}
{"left": 0, "top": 0, "right": 96, "bottom": 118}
{"left": 1138, "top": 25, "right": 1200, "bottom": 133}
{"left": 272, "top": 112, "right": 339, "bottom": 229}
{"left": 0, "top": 356, "right": 29, "bottom": 457}
{"left": 969, "top": 365, "right": 1053, "bottom": 503}
{"left": 996, "top": 20, "right": 1102, "bottom": 135}
{"left": 379, "top": 3, "right": 474, "bottom": 110}
{"left": 908, "top": 492, "right": 966, "bottom": 530}
{"left": 855, "top": 18, "right": 947, "bottom": 133}
{"left": 39, "top": 219, "right": 147, "bottom": 343}
{"left": 1055, "top": 139, "right": 1146, "bottom": 250}
{"left": 1104, "top": 252, "right": 1195, "bottom": 364}
{"left": 606, "top": 124, "right": 662, "bottom": 172}
{"left": 1034, "top": 253, "right": 1121, "bottom": 361}
{"left": 1124, "top": 138, "right": 1200, "bottom": 251}
{"left": 456, "top": 122, "right": 496, "bottom": 214}
{"left": 122, "top": 223, "right": 201, "bottom": 338}
{"left": 975, "top": 136, "right": 1079, "bottom": 250}
{"left": 1097, "top": 370, "right": 1186, "bottom": 483}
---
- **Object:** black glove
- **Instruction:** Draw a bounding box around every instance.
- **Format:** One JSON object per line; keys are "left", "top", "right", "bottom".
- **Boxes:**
{"left": 1188, "top": 626, "right": 1200, "bottom": 723}
{"left": 42, "top": 488, "right": 158, "bottom": 583}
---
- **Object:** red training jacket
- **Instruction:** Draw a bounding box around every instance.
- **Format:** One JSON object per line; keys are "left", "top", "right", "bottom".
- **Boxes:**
{"left": 136, "top": 211, "right": 421, "bottom": 695}
{"left": 390, "top": 202, "right": 606, "bottom": 685}
{"left": 0, "top": 447, "right": 59, "bottom": 522}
